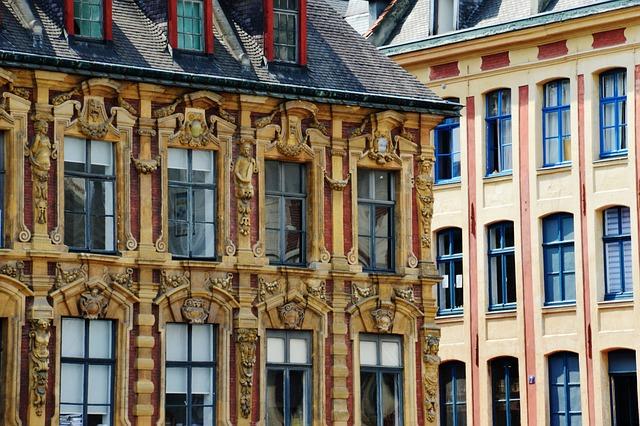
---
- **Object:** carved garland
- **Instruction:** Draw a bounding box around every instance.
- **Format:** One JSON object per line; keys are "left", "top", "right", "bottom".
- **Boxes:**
{"left": 0, "top": 260, "right": 25, "bottom": 282}
{"left": 323, "top": 170, "right": 351, "bottom": 191}
{"left": 160, "top": 270, "right": 190, "bottom": 293}
{"left": 423, "top": 334, "right": 441, "bottom": 423}
{"left": 206, "top": 272, "right": 233, "bottom": 292}
{"left": 104, "top": 267, "right": 134, "bottom": 290}
{"left": 54, "top": 263, "right": 88, "bottom": 289}
{"left": 131, "top": 154, "right": 161, "bottom": 174}
{"left": 29, "top": 318, "right": 51, "bottom": 416}
{"left": 415, "top": 155, "right": 435, "bottom": 249}
{"left": 258, "top": 277, "right": 281, "bottom": 302}
{"left": 236, "top": 328, "right": 258, "bottom": 419}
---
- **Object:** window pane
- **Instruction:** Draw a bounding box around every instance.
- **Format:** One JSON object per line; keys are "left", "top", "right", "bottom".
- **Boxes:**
{"left": 359, "top": 205, "right": 371, "bottom": 236}
{"left": 381, "top": 340, "right": 401, "bottom": 367}
{"left": 289, "top": 370, "right": 308, "bottom": 425}
{"left": 166, "top": 367, "right": 188, "bottom": 394}
{"left": 166, "top": 323, "right": 188, "bottom": 361}
{"left": 358, "top": 170, "right": 371, "bottom": 199}
{"left": 192, "top": 150, "right": 214, "bottom": 184}
{"left": 87, "top": 364, "right": 111, "bottom": 404}
{"left": 381, "top": 372, "right": 402, "bottom": 425}
{"left": 360, "top": 371, "right": 379, "bottom": 426}
{"left": 266, "top": 161, "right": 280, "bottom": 191}
{"left": 375, "top": 237, "right": 391, "bottom": 270}
{"left": 267, "top": 337, "right": 285, "bottom": 363}
{"left": 65, "top": 137, "right": 86, "bottom": 170}
{"left": 606, "top": 242, "right": 622, "bottom": 293}
{"left": 266, "top": 370, "right": 285, "bottom": 424}
{"left": 65, "top": 176, "right": 86, "bottom": 214}
{"left": 192, "top": 367, "right": 214, "bottom": 396}
{"left": 374, "top": 206, "right": 389, "bottom": 237}
{"left": 545, "top": 83, "right": 558, "bottom": 107}
{"left": 266, "top": 229, "right": 280, "bottom": 262}
{"left": 289, "top": 338, "right": 308, "bottom": 364}
{"left": 168, "top": 148, "right": 189, "bottom": 182}
{"left": 89, "top": 320, "right": 112, "bottom": 359}
{"left": 61, "top": 363, "right": 84, "bottom": 403}
{"left": 192, "top": 325, "right": 214, "bottom": 362}
{"left": 62, "top": 318, "right": 85, "bottom": 358}
{"left": 284, "top": 163, "right": 302, "bottom": 193}
{"left": 358, "top": 236, "right": 371, "bottom": 268}
{"left": 285, "top": 199, "right": 303, "bottom": 230}
{"left": 374, "top": 171, "right": 390, "bottom": 200}
{"left": 90, "top": 141, "right": 113, "bottom": 175}
{"left": 360, "top": 340, "right": 377, "bottom": 365}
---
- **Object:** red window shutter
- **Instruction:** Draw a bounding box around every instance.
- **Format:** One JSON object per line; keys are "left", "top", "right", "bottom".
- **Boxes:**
{"left": 298, "top": 0, "right": 307, "bottom": 65}
{"left": 104, "top": 0, "right": 113, "bottom": 40}
{"left": 168, "top": 0, "right": 178, "bottom": 48}
{"left": 65, "top": 0, "right": 74, "bottom": 35}
{"left": 204, "top": 0, "right": 214, "bottom": 54}
{"left": 264, "top": 0, "right": 274, "bottom": 61}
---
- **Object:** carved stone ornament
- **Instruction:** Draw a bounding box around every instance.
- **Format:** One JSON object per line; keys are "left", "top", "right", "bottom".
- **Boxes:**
{"left": 25, "top": 117, "right": 55, "bottom": 224}
{"left": 234, "top": 140, "right": 257, "bottom": 236}
{"left": 278, "top": 302, "right": 305, "bottom": 329}
{"left": 351, "top": 282, "right": 376, "bottom": 304}
{"left": 306, "top": 280, "right": 326, "bottom": 301}
{"left": 258, "top": 277, "right": 280, "bottom": 302}
{"left": 104, "top": 267, "right": 134, "bottom": 290}
{"left": 181, "top": 297, "right": 209, "bottom": 324}
{"left": 371, "top": 308, "right": 395, "bottom": 333}
{"left": 153, "top": 98, "right": 181, "bottom": 119}
{"left": 160, "top": 270, "right": 190, "bottom": 293}
{"left": 54, "top": 263, "right": 88, "bottom": 289}
{"left": 206, "top": 272, "right": 233, "bottom": 292}
{"left": 346, "top": 246, "right": 358, "bottom": 265}
{"left": 51, "top": 88, "right": 79, "bottom": 106}
{"left": 78, "top": 97, "right": 115, "bottom": 139}
{"left": 364, "top": 129, "right": 401, "bottom": 165}
{"left": 79, "top": 288, "right": 109, "bottom": 319}
{"left": 29, "top": 318, "right": 51, "bottom": 416}
{"left": 415, "top": 155, "right": 435, "bottom": 249}
{"left": 323, "top": 170, "right": 351, "bottom": 191}
{"left": 236, "top": 328, "right": 258, "bottom": 419}
{"left": 9, "top": 83, "right": 30, "bottom": 100}
{"left": 394, "top": 287, "right": 416, "bottom": 303}
{"left": 0, "top": 260, "right": 25, "bottom": 282}
{"left": 423, "top": 334, "right": 441, "bottom": 423}
{"left": 117, "top": 95, "right": 138, "bottom": 116}
{"left": 350, "top": 116, "right": 370, "bottom": 138}
{"left": 131, "top": 154, "right": 161, "bottom": 174}
{"left": 170, "top": 111, "right": 217, "bottom": 147}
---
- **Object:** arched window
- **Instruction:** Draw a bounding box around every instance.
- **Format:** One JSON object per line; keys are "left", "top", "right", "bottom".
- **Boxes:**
{"left": 490, "top": 357, "right": 520, "bottom": 426}
{"left": 599, "top": 69, "right": 627, "bottom": 157}
{"left": 488, "top": 221, "right": 516, "bottom": 310}
{"left": 485, "top": 89, "right": 512, "bottom": 176}
{"left": 542, "top": 213, "right": 575, "bottom": 305}
{"left": 548, "top": 352, "right": 581, "bottom": 425}
{"left": 603, "top": 206, "right": 632, "bottom": 299}
{"left": 542, "top": 79, "right": 571, "bottom": 166}
{"left": 436, "top": 228, "right": 463, "bottom": 314}
{"left": 439, "top": 361, "right": 466, "bottom": 425}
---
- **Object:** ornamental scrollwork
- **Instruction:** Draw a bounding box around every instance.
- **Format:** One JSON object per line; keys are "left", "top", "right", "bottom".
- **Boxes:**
{"left": 26, "top": 116, "right": 55, "bottom": 224}
{"left": 160, "top": 270, "right": 190, "bottom": 293}
{"left": 394, "top": 287, "right": 416, "bottom": 303}
{"left": 104, "top": 267, "right": 134, "bottom": 290}
{"left": 117, "top": 95, "right": 138, "bottom": 116}
{"left": 206, "top": 272, "right": 233, "bottom": 292}
{"left": 131, "top": 154, "right": 161, "bottom": 174}
{"left": 170, "top": 112, "right": 217, "bottom": 147}
{"left": 0, "top": 260, "right": 25, "bottom": 282}
{"left": 79, "top": 288, "right": 109, "bottom": 319}
{"left": 29, "top": 318, "right": 51, "bottom": 416}
{"left": 78, "top": 98, "right": 115, "bottom": 139}
{"left": 371, "top": 307, "right": 395, "bottom": 333}
{"left": 54, "top": 263, "right": 88, "bottom": 289}
{"left": 234, "top": 140, "right": 257, "bottom": 236}
{"left": 278, "top": 302, "right": 305, "bottom": 329}
{"left": 9, "top": 83, "right": 30, "bottom": 100}
{"left": 306, "top": 280, "right": 326, "bottom": 301}
{"left": 323, "top": 170, "right": 351, "bottom": 191}
{"left": 351, "top": 282, "right": 376, "bottom": 304}
{"left": 258, "top": 277, "right": 281, "bottom": 302}
{"left": 236, "top": 328, "right": 258, "bottom": 419}
{"left": 51, "top": 88, "right": 78, "bottom": 106}
{"left": 423, "top": 334, "right": 441, "bottom": 423}
{"left": 153, "top": 98, "right": 181, "bottom": 119}
{"left": 416, "top": 155, "right": 435, "bottom": 249}
{"left": 363, "top": 129, "right": 401, "bottom": 165}
{"left": 181, "top": 298, "right": 209, "bottom": 324}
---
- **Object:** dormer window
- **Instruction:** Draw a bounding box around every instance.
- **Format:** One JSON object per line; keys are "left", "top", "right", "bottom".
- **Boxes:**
{"left": 265, "top": 0, "right": 307, "bottom": 65}
{"left": 432, "top": 0, "right": 457, "bottom": 35}
{"left": 65, "top": 0, "right": 112, "bottom": 40}
{"left": 168, "top": 0, "right": 214, "bottom": 53}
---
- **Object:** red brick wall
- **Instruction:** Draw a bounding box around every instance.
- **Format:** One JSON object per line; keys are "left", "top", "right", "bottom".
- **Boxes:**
{"left": 430, "top": 61, "right": 460, "bottom": 80}
{"left": 537, "top": 40, "right": 568, "bottom": 60}
{"left": 592, "top": 28, "right": 626, "bottom": 48}
{"left": 481, "top": 51, "right": 510, "bottom": 71}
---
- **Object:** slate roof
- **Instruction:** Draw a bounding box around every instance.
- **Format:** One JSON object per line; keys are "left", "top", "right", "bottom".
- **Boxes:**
{"left": 0, "top": 0, "right": 455, "bottom": 114}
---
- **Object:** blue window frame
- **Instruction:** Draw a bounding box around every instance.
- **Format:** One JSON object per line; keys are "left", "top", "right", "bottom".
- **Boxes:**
{"left": 266, "top": 330, "right": 312, "bottom": 426}
{"left": 543, "top": 214, "right": 575, "bottom": 305}
{"left": 604, "top": 206, "right": 632, "bottom": 300}
{"left": 168, "top": 148, "right": 217, "bottom": 259}
{"left": 486, "top": 89, "right": 512, "bottom": 176}
{"left": 64, "top": 137, "right": 116, "bottom": 253}
{"left": 177, "top": 0, "right": 204, "bottom": 51}
{"left": 543, "top": 79, "right": 571, "bottom": 166}
{"left": 360, "top": 334, "right": 403, "bottom": 426}
{"left": 265, "top": 161, "right": 307, "bottom": 266}
{"left": 435, "top": 98, "right": 461, "bottom": 183}
{"left": 600, "top": 69, "right": 627, "bottom": 157}
{"left": 74, "top": 0, "right": 103, "bottom": 39}
{"left": 0, "top": 133, "right": 4, "bottom": 247}
{"left": 165, "top": 323, "right": 217, "bottom": 426}
{"left": 608, "top": 349, "right": 639, "bottom": 426}
{"left": 358, "top": 169, "right": 395, "bottom": 272}
{"left": 549, "top": 352, "right": 582, "bottom": 426}
{"left": 440, "top": 361, "right": 466, "bottom": 426}
{"left": 437, "top": 228, "right": 463, "bottom": 314}
{"left": 491, "top": 357, "right": 520, "bottom": 426}
{"left": 60, "top": 318, "right": 115, "bottom": 426}
{"left": 488, "top": 221, "right": 516, "bottom": 310}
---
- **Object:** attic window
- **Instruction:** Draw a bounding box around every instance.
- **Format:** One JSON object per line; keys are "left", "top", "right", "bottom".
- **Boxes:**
{"left": 432, "top": 0, "right": 456, "bottom": 35}
{"left": 168, "top": 0, "right": 214, "bottom": 53}
{"left": 65, "top": 0, "right": 113, "bottom": 40}
{"left": 265, "top": 0, "right": 307, "bottom": 65}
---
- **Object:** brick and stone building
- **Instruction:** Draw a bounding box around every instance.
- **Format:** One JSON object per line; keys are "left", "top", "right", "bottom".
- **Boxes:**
{"left": 0, "top": 0, "right": 458, "bottom": 425}
{"left": 336, "top": 0, "right": 640, "bottom": 424}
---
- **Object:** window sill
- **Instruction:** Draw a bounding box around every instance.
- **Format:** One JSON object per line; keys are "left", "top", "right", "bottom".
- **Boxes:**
{"left": 537, "top": 163, "right": 572, "bottom": 175}
{"left": 172, "top": 258, "right": 221, "bottom": 267}
{"left": 542, "top": 303, "right": 576, "bottom": 313}
{"left": 436, "top": 311, "right": 464, "bottom": 323}
{"left": 486, "top": 307, "right": 517, "bottom": 318}
{"left": 434, "top": 179, "right": 462, "bottom": 189}
{"left": 72, "top": 251, "right": 121, "bottom": 261}
{"left": 483, "top": 172, "right": 512, "bottom": 183}
{"left": 593, "top": 155, "right": 628, "bottom": 168}
{"left": 599, "top": 297, "right": 634, "bottom": 309}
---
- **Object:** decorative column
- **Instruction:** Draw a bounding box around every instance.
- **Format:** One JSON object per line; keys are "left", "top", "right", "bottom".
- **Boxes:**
{"left": 423, "top": 333, "right": 441, "bottom": 425}
{"left": 235, "top": 327, "right": 258, "bottom": 424}
{"left": 330, "top": 280, "right": 350, "bottom": 425}
{"left": 328, "top": 116, "right": 350, "bottom": 271}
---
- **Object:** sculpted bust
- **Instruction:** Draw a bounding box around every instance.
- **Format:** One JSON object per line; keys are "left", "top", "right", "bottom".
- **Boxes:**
{"left": 234, "top": 140, "right": 256, "bottom": 201}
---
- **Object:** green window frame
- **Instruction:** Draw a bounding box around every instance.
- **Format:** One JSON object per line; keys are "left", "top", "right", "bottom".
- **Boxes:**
{"left": 177, "top": 0, "right": 204, "bottom": 51}
{"left": 74, "top": 0, "right": 103, "bottom": 39}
